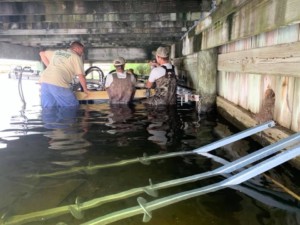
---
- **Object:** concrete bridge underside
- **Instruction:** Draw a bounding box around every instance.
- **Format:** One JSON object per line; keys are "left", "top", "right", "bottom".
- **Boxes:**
{"left": 0, "top": 0, "right": 213, "bottom": 62}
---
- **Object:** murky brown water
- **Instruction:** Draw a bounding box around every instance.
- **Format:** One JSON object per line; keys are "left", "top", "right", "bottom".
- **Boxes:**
{"left": 0, "top": 76, "right": 299, "bottom": 225}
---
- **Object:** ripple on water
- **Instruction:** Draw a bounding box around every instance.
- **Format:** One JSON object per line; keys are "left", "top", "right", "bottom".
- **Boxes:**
{"left": 0, "top": 83, "right": 299, "bottom": 225}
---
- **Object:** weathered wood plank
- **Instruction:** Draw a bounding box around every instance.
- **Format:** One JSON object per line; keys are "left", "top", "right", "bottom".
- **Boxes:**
{"left": 201, "top": 20, "right": 229, "bottom": 50}
{"left": 75, "top": 89, "right": 154, "bottom": 101}
{"left": 216, "top": 96, "right": 293, "bottom": 143}
{"left": 217, "top": 71, "right": 226, "bottom": 98}
{"left": 217, "top": 96, "right": 300, "bottom": 167}
{"left": 237, "top": 72, "right": 248, "bottom": 109}
{"left": 217, "top": 72, "right": 234, "bottom": 103}
{"left": 277, "top": 24, "right": 299, "bottom": 44}
{"left": 291, "top": 78, "right": 300, "bottom": 132}
{"left": 217, "top": 72, "right": 261, "bottom": 113}
{"left": 246, "top": 74, "right": 261, "bottom": 114}
{"left": 218, "top": 41, "right": 300, "bottom": 77}
{"left": 218, "top": 72, "right": 279, "bottom": 115}
{"left": 229, "top": 72, "right": 240, "bottom": 105}
{"left": 260, "top": 75, "right": 277, "bottom": 119}
{"left": 274, "top": 76, "right": 294, "bottom": 129}
{"left": 219, "top": 24, "right": 299, "bottom": 54}
{"left": 261, "top": 75, "right": 277, "bottom": 92}
{"left": 230, "top": 0, "right": 284, "bottom": 41}
{"left": 201, "top": 0, "right": 300, "bottom": 50}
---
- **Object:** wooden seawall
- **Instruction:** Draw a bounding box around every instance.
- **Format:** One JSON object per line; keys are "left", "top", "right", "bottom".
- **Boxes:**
{"left": 171, "top": 0, "right": 300, "bottom": 166}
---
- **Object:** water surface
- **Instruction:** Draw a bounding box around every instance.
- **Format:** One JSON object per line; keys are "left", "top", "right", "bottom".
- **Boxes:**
{"left": 0, "top": 77, "right": 299, "bottom": 225}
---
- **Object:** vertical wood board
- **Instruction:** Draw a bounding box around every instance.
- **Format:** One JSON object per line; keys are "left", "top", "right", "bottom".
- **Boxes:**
{"left": 246, "top": 74, "right": 261, "bottom": 114}
{"left": 202, "top": 0, "right": 300, "bottom": 50}
{"left": 219, "top": 24, "right": 299, "bottom": 54}
{"left": 261, "top": 74, "right": 277, "bottom": 94}
{"left": 274, "top": 76, "right": 294, "bottom": 129}
{"left": 218, "top": 72, "right": 259, "bottom": 112}
{"left": 291, "top": 78, "right": 300, "bottom": 132}
{"left": 277, "top": 24, "right": 299, "bottom": 44}
{"left": 221, "top": 72, "right": 231, "bottom": 101}
{"left": 202, "top": 21, "right": 229, "bottom": 50}
{"left": 265, "top": 29, "right": 278, "bottom": 46}
{"left": 238, "top": 73, "right": 249, "bottom": 110}
{"left": 230, "top": 72, "right": 240, "bottom": 105}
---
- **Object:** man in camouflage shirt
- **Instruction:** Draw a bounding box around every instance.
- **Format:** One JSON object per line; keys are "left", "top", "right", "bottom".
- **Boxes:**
{"left": 144, "top": 46, "right": 177, "bottom": 106}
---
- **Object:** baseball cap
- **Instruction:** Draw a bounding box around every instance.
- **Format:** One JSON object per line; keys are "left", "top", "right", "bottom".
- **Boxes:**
{"left": 113, "top": 57, "right": 126, "bottom": 66}
{"left": 70, "top": 41, "right": 84, "bottom": 48}
{"left": 156, "top": 46, "right": 170, "bottom": 58}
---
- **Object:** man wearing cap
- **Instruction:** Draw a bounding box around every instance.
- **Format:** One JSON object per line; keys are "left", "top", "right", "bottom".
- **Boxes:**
{"left": 39, "top": 41, "right": 89, "bottom": 107}
{"left": 105, "top": 57, "right": 136, "bottom": 104}
{"left": 144, "top": 46, "right": 177, "bottom": 105}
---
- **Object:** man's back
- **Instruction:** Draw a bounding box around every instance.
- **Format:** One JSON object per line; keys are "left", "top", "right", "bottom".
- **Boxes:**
{"left": 40, "top": 49, "right": 84, "bottom": 88}
{"left": 106, "top": 72, "right": 136, "bottom": 104}
{"left": 144, "top": 64, "right": 177, "bottom": 105}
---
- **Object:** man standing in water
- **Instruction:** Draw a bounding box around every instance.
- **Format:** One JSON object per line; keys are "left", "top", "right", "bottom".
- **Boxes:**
{"left": 143, "top": 46, "right": 177, "bottom": 105}
{"left": 39, "top": 41, "right": 89, "bottom": 107}
{"left": 105, "top": 57, "right": 136, "bottom": 104}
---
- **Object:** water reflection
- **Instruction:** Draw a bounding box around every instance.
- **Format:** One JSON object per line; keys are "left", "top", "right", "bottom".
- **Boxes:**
{"left": 146, "top": 105, "right": 183, "bottom": 150}
{"left": 108, "top": 104, "right": 134, "bottom": 123}
{"left": 0, "top": 100, "right": 299, "bottom": 225}
{"left": 106, "top": 104, "right": 134, "bottom": 130}
{"left": 102, "top": 104, "right": 136, "bottom": 147}
{"left": 41, "top": 106, "right": 91, "bottom": 167}
{"left": 42, "top": 106, "right": 78, "bottom": 130}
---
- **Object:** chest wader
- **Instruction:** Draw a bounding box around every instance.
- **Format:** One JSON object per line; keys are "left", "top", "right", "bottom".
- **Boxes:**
{"left": 107, "top": 73, "right": 135, "bottom": 104}
{"left": 144, "top": 65, "right": 177, "bottom": 106}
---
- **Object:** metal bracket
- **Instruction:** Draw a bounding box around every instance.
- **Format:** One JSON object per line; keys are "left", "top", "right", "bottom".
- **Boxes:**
{"left": 138, "top": 153, "right": 151, "bottom": 165}
{"left": 68, "top": 197, "right": 84, "bottom": 219}
{"left": 143, "top": 179, "right": 158, "bottom": 197}
{"left": 137, "top": 197, "right": 152, "bottom": 223}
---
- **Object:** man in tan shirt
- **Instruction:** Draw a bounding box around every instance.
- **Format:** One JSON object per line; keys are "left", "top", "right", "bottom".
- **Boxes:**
{"left": 39, "top": 41, "right": 89, "bottom": 107}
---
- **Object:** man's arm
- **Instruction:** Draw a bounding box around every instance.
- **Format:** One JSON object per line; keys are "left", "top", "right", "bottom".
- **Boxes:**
{"left": 39, "top": 50, "right": 54, "bottom": 67}
{"left": 130, "top": 74, "right": 136, "bottom": 85}
{"left": 104, "top": 74, "right": 112, "bottom": 90}
{"left": 145, "top": 80, "right": 153, "bottom": 89}
{"left": 78, "top": 74, "right": 89, "bottom": 94}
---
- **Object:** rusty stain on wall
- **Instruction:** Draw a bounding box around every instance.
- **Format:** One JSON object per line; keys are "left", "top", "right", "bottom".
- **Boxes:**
{"left": 254, "top": 88, "right": 275, "bottom": 123}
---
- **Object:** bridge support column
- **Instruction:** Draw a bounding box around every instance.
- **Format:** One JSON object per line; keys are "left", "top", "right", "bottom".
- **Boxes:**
{"left": 196, "top": 48, "right": 217, "bottom": 113}
{"left": 174, "top": 47, "right": 217, "bottom": 113}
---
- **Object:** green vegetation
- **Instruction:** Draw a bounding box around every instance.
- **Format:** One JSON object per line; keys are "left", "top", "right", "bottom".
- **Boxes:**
{"left": 109, "top": 63, "right": 151, "bottom": 76}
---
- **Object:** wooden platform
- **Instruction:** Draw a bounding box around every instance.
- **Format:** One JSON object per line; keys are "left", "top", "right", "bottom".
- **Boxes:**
{"left": 75, "top": 89, "right": 154, "bottom": 101}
